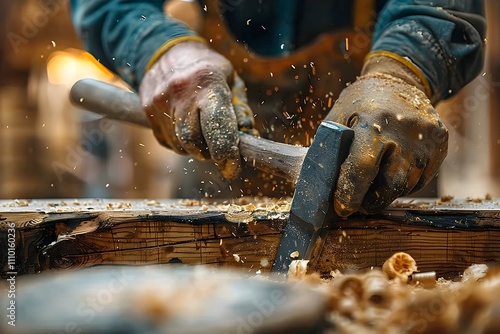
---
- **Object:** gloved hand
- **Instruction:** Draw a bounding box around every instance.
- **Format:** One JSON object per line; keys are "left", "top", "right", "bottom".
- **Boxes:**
{"left": 325, "top": 54, "right": 448, "bottom": 216}
{"left": 139, "top": 39, "right": 254, "bottom": 179}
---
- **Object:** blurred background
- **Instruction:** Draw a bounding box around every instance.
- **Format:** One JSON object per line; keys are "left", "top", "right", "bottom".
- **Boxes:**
{"left": 0, "top": 0, "right": 182, "bottom": 199}
{"left": 0, "top": 0, "right": 498, "bottom": 200}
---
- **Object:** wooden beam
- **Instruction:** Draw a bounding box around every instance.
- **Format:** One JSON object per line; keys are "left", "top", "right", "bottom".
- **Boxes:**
{"left": 1, "top": 198, "right": 500, "bottom": 278}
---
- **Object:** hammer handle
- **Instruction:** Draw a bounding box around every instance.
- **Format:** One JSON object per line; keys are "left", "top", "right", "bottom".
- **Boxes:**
{"left": 69, "top": 79, "right": 307, "bottom": 183}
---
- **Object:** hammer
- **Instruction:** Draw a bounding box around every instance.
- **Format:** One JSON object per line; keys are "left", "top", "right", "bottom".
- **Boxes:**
{"left": 69, "top": 79, "right": 353, "bottom": 274}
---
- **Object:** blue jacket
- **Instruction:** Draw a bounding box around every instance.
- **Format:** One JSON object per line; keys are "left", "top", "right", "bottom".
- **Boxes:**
{"left": 70, "top": 0, "right": 485, "bottom": 102}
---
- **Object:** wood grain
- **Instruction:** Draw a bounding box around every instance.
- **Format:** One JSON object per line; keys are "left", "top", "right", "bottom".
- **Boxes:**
{"left": 1, "top": 198, "right": 500, "bottom": 278}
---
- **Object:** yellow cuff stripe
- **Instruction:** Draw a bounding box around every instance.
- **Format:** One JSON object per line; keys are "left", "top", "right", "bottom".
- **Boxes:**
{"left": 145, "top": 35, "right": 207, "bottom": 72}
{"left": 365, "top": 50, "right": 432, "bottom": 99}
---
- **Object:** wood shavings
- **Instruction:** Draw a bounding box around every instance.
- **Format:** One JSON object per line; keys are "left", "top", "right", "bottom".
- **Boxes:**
{"left": 106, "top": 202, "right": 132, "bottom": 210}
{"left": 260, "top": 258, "right": 270, "bottom": 268}
{"left": 288, "top": 260, "right": 309, "bottom": 280}
{"left": 288, "top": 260, "right": 321, "bottom": 284}
{"left": 382, "top": 252, "right": 417, "bottom": 283}
{"left": 243, "top": 203, "right": 256, "bottom": 211}
{"left": 235, "top": 197, "right": 252, "bottom": 205}
{"left": 290, "top": 250, "right": 300, "bottom": 259}
{"left": 327, "top": 272, "right": 395, "bottom": 326}
{"left": 178, "top": 199, "right": 204, "bottom": 207}
{"left": 462, "top": 263, "right": 489, "bottom": 282}
{"left": 146, "top": 200, "right": 161, "bottom": 206}
{"left": 176, "top": 197, "right": 292, "bottom": 217}
{"left": 233, "top": 254, "right": 241, "bottom": 262}
{"left": 224, "top": 211, "right": 254, "bottom": 223}
{"left": 436, "top": 195, "right": 454, "bottom": 204}
{"left": 465, "top": 194, "right": 494, "bottom": 203}
{"left": 330, "top": 269, "right": 344, "bottom": 280}
{"left": 2, "top": 200, "right": 30, "bottom": 207}
{"left": 322, "top": 259, "right": 500, "bottom": 333}
{"left": 466, "top": 196, "right": 483, "bottom": 203}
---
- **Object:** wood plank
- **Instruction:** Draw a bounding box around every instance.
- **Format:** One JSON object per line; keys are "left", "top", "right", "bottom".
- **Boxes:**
{"left": 1, "top": 198, "right": 500, "bottom": 278}
{"left": 318, "top": 219, "right": 500, "bottom": 277}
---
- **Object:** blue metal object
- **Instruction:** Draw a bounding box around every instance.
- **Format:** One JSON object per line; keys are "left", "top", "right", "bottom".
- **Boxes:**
{"left": 272, "top": 121, "right": 353, "bottom": 274}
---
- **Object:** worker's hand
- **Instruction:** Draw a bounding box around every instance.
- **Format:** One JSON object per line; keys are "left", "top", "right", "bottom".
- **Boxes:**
{"left": 139, "top": 41, "right": 254, "bottom": 179}
{"left": 326, "top": 55, "right": 448, "bottom": 216}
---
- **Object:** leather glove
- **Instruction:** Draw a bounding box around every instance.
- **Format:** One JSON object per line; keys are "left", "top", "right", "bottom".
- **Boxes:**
{"left": 139, "top": 38, "right": 255, "bottom": 179}
{"left": 325, "top": 53, "right": 448, "bottom": 216}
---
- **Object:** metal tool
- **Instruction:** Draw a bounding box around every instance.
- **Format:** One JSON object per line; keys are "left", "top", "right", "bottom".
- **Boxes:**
{"left": 272, "top": 121, "right": 353, "bottom": 273}
{"left": 69, "top": 78, "right": 353, "bottom": 275}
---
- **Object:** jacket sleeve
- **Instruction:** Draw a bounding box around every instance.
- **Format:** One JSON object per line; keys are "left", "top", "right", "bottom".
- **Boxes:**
{"left": 70, "top": 0, "right": 196, "bottom": 89}
{"left": 371, "top": 0, "right": 486, "bottom": 102}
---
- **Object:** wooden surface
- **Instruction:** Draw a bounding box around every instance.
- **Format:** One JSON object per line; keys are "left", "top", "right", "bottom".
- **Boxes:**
{"left": 1, "top": 197, "right": 500, "bottom": 278}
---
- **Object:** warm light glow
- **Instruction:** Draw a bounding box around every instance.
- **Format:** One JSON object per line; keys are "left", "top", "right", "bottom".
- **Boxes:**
{"left": 46, "top": 49, "right": 115, "bottom": 87}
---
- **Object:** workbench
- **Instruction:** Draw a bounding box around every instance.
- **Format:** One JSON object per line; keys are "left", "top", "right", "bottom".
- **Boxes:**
{"left": 1, "top": 197, "right": 499, "bottom": 278}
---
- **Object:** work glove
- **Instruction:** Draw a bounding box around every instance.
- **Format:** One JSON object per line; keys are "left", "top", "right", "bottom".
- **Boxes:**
{"left": 325, "top": 53, "right": 448, "bottom": 216}
{"left": 139, "top": 37, "right": 255, "bottom": 179}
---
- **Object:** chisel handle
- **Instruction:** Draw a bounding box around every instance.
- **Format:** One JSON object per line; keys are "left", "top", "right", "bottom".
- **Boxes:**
{"left": 69, "top": 79, "right": 307, "bottom": 183}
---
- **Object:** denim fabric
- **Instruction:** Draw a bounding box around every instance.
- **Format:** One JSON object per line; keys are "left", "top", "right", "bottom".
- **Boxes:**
{"left": 70, "top": 0, "right": 195, "bottom": 88}
{"left": 371, "top": 0, "right": 485, "bottom": 101}
{"left": 70, "top": 0, "right": 485, "bottom": 101}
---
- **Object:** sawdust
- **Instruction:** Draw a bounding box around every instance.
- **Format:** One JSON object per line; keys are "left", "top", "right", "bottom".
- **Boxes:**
{"left": 1, "top": 199, "right": 31, "bottom": 208}
{"left": 288, "top": 253, "right": 500, "bottom": 333}
{"left": 437, "top": 195, "right": 454, "bottom": 203}
{"left": 146, "top": 199, "right": 161, "bottom": 206}
{"left": 178, "top": 196, "right": 292, "bottom": 214}
{"left": 466, "top": 196, "right": 484, "bottom": 203}
{"left": 106, "top": 202, "right": 132, "bottom": 210}
{"left": 390, "top": 196, "right": 500, "bottom": 209}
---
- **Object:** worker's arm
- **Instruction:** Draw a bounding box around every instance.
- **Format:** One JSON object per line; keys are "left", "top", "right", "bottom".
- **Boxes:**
{"left": 327, "top": 0, "right": 486, "bottom": 216}
{"left": 70, "top": 0, "right": 196, "bottom": 89}
{"left": 70, "top": 0, "right": 254, "bottom": 178}
{"left": 370, "top": 0, "right": 485, "bottom": 103}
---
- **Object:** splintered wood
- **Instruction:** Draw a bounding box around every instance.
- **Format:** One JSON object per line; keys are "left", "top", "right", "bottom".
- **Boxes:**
{"left": 1, "top": 197, "right": 500, "bottom": 277}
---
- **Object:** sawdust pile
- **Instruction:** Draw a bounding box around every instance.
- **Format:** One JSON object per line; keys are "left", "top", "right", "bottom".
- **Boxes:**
{"left": 288, "top": 252, "right": 500, "bottom": 334}
{"left": 5, "top": 253, "right": 500, "bottom": 334}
